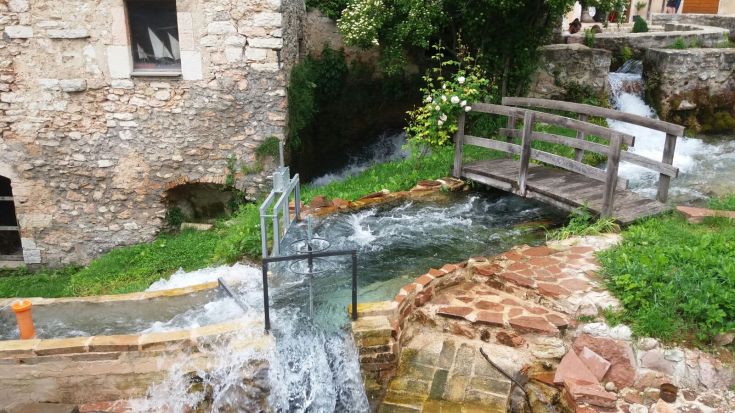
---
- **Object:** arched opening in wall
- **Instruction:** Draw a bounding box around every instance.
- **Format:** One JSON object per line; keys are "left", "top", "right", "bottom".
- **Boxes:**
{"left": 0, "top": 176, "right": 23, "bottom": 261}
{"left": 163, "top": 183, "right": 244, "bottom": 228}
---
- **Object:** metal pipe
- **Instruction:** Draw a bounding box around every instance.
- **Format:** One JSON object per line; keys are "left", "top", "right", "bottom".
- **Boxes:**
{"left": 218, "top": 278, "right": 251, "bottom": 315}
{"left": 262, "top": 263, "right": 271, "bottom": 332}
{"left": 351, "top": 251, "right": 358, "bottom": 321}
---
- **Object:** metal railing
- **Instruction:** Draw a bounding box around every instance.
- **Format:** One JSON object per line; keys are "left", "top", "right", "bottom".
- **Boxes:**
{"left": 259, "top": 142, "right": 301, "bottom": 258}
{"left": 261, "top": 249, "right": 358, "bottom": 332}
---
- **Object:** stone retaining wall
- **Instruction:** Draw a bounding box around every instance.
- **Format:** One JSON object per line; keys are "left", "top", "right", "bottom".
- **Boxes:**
{"left": 0, "top": 0, "right": 305, "bottom": 265}
{"left": 643, "top": 47, "right": 735, "bottom": 131}
{"left": 566, "top": 23, "right": 729, "bottom": 55}
{"left": 652, "top": 13, "right": 735, "bottom": 40}
{"left": 528, "top": 43, "right": 612, "bottom": 100}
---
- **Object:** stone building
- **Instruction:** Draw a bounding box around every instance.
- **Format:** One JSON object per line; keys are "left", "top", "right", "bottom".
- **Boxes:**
{"left": 0, "top": 0, "right": 305, "bottom": 266}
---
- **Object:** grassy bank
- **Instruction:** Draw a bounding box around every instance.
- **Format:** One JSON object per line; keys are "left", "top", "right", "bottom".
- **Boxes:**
{"left": 597, "top": 213, "right": 735, "bottom": 344}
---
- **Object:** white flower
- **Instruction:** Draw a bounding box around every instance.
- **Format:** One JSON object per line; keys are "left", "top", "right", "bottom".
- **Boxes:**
{"left": 440, "top": 113, "right": 448, "bottom": 121}
{"left": 458, "top": 76, "right": 466, "bottom": 84}
{"left": 441, "top": 95, "right": 447, "bottom": 102}
{"left": 465, "top": 106, "right": 472, "bottom": 112}
{"left": 460, "top": 100, "right": 467, "bottom": 107}
{"left": 438, "top": 120, "right": 444, "bottom": 126}
{"left": 442, "top": 84, "right": 447, "bottom": 90}
{"left": 434, "top": 105, "right": 441, "bottom": 111}
{"left": 425, "top": 96, "right": 433, "bottom": 103}
{"left": 450, "top": 96, "right": 460, "bottom": 104}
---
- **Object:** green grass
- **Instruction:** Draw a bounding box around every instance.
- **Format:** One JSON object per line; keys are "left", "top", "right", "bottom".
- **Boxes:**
{"left": 598, "top": 214, "right": 735, "bottom": 343}
{"left": 547, "top": 206, "right": 619, "bottom": 241}
{"left": 0, "top": 125, "right": 622, "bottom": 299}
{"left": 709, "top": 194, "right": 735, "bottom": 211}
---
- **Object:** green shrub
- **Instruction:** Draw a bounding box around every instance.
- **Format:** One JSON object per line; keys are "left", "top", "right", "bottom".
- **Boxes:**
{"left": 583, "top": 29, "right": 596, "bottom": 48}
{"left": 620, "top": 45, "right": 633, "bottom": 63}
{"left": 547, "top": 206, "right": 619, "bottom": 240}
{"left": 717, "top": 33, "right": 733, "bottom": 48}
{"left": 632, "top": 16, "right": 648, "bottom": 33}
{"left": 305, "top": 0, "right": 349, "bottom": 20}
{"left": 670, "top": 37, "right": 687, "bottom": 49}
{"left": 701, "top": 111, "right": 735, "bottom": 134}
{"left": 709, "top": 194, "right": 735, "bottom": 211}
{"left": 165, "top": 207, "right": 185, "bottom": 228}
{"left": 598, "top": 214, "right": 735, "bottom": 343}
{"left": 256, "top": 136, "right": 281, "bottom": 160}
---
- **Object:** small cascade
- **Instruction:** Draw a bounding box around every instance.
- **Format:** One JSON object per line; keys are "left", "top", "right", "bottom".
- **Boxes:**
{"left": 607, "top": 60, "right": 735, "bottom": 202}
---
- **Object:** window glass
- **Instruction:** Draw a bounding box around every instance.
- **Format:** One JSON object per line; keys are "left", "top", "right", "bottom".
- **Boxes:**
{"left": 127, "top": 1, "right": 181, "bottom": 71}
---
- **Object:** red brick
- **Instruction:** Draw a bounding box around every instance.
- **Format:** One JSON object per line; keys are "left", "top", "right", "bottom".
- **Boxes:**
{"left": 498, "top": 272, "right": 535, "bottom": 288}
{"left": 523, "top": 246, "right": 555, "bottom": 257}
{"left": 496, "top": 330, "right": 525, "bottom": 347}
{"left": 501, "top": 298, "right": 521, "bottom": 306}
{"left": 529, "top": 257, "right": 559, "bottom": 267}
{"left": 507, "top": 262, "right": 530, "bottom": 271}
{"left": 428, "top": 268, "right": 445, "bottom": 277}
{"left": 578, "top": 346, "right": 611, "bottom": 382}
{"left": 441, "top": 263, "right": 458, "bottom": 273}
{"left": 455, "top": 261, "right": 468, "bottom": 268}
{"left": 538, "top": 283, "right": 570, "bottom": 298}
{"left": 402, "top": 283, "right": 418, "bottom": 294}
{"left": 416, "top": 274, "right": 434, "bottom": 287}
{"left": 474, "top": 264, "right": 501, "bottom": 276}
{"left": 476, "top": 311, "right": 504, "bottom": 327}
{"left": 554, "top": 350, "right": 599, "bottom": 385}
{"left": 432, "top": 294, "right": 451, "bottom": 305}
{"left": 456, "top": 296, "right": 474, "bottom": 303}
{"left": 570, "top": 246, "right": 594, "bottom": 254}
{"left": 503, "top": 251, "right": 525, "bottom": 261}
{"left": 394, "top": 293, "right": 407, "bottom": 304}
{"left": 564, "top": 378, "right": 617, "bottom": 408}
{"left": 527, "top": 306, "right": 549, "bottom": 315}
{"left": 476, "top": 300, "right": 504, "bottom": 311}
{"left": 546, "top": 313, "right": 569, "bottom": 328}
{"left": 509, "top": 307, "right": 523, "bottom": 318}
{"left": 559, "top": 278, "right": 591, "bottom": 292}
{"left": 509, "top": 316, "right": 558, "bottom": 335}
{"left": 437, "top": 306, "right": 473, "bottom": 320}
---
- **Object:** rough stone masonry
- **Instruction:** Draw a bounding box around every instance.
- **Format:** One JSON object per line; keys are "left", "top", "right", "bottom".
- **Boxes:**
{"left": 0, "top": 0, "right": 305, "bottom": 265}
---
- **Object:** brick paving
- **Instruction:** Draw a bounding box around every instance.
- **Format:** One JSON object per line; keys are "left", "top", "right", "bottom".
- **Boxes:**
{"left": 379, "top": 338, "right": 511, "bottom": 413}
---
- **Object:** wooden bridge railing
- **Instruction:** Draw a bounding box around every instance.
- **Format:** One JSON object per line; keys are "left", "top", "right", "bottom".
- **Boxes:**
{"left": 502, "top": 97, "right": 684, "bottom": 203}
{"left": 453, "top": 101, "right": 681, "bottom": 217}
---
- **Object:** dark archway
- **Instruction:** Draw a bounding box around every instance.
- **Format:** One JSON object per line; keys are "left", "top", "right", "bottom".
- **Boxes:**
{"left": 164, "top": 183, "right": 242, "bottom": 225}
{"left": 0, "top": 176, "right": 22, "bottom": 259}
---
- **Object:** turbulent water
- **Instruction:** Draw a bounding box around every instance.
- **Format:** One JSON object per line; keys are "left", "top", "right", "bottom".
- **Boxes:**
{"left": 309, "top": 132, "right": 407, "bottom": 187}
{"left": 608, "top": 61, "right": 735, "bottom": 203}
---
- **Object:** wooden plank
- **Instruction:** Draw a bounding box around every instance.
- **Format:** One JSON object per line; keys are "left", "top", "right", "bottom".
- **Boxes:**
{"left": 464, "top": 135, "right": 522, "bottom": 155}
{"left": 575, "top": 114, "right": 588, "bottom": 162}
{"left": 518, "top": 112, "right": 535, "bottom": 196}
{"left": 0, "top": 226, "right": 19, "bottom": 231}
{"left": 601, "top": 134, "right": 623, "bottom": 217}
{"left": 505, "top": 113, "right": 517, "bottom": 159}
{"left": 0, "top": 196, "right": 13, "bottom": 201}
{"left": 470, "top": 102, "right": 526, "bottom": 118}
{"left": 529, "top": 149, "right": 628, "bottom": 190}
{"left": 453, "top": 112, "right": 466, "bottom": 177}
{"left": 500, "top": 128, "right": 678, "bottom": 177}
{"left": 657, "top": 133, "right": 678, "bottom": 203}
{"left": 530, "top": 111, "right": 635, "bottom": 146}
{"left": 502, "top": 97, "right": 685, "bottom": 136}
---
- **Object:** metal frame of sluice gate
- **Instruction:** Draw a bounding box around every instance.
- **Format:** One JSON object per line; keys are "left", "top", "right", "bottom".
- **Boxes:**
{"left": 259, "top": 142, "right": 301, "bottom": 258}
{"left": 260, "top": 249, "right": 359, "bottom": 332}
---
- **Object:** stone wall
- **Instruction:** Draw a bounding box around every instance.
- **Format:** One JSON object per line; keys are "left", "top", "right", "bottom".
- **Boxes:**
{"left": 566, "top": 23, "right": 729, "bottom": 55}
{"left": 0, "top": 0, "right": 305, "bottom": 265}
{"left": 643, "top": 47, "right": 735, "bottom": 131}
{"left": 652, "top": 12, "right": 735, "bottom": 40}
{"left": 528, "top": 44, "right": 612, "bottom": 100}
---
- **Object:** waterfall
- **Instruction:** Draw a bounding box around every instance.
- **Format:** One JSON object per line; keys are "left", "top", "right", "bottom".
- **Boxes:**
{"left": 607, "top": 61, "right": 735, "bottom": 202}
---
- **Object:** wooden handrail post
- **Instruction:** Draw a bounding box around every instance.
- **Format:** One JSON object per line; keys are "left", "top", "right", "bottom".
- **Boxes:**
{"left": 453, "top": 112, "right": 466, "bottom": 177}
{"left": 656, "top": 133, "right": 677, "bottom": 203}
{"left": 506, "top": 113, "right": 517, "bottom": 159}
{"left": 518, "top": 111, "right": 535, "bottom": 196}
{"left": 601, "top": 133, "right": 623, "bottom": 218}
{"left": 575, "top": 114, "right": 588, "bottom": 162}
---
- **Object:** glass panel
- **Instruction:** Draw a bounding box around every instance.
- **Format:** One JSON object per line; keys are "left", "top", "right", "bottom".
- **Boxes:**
{"left": 127, "top": 1, "right": 181, "bottom": 71}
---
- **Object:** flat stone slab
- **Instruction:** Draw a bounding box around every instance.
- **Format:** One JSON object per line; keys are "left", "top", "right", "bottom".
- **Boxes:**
{"left": 676, "top": 205, "right": 735, "bottom": 223}
{"left": 3, "top": 403, "right": 79, "bottom": 413}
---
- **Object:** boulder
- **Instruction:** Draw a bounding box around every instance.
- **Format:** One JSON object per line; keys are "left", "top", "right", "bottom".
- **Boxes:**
{"left": 573, "top": 334, "right": 636, "bottom": 388}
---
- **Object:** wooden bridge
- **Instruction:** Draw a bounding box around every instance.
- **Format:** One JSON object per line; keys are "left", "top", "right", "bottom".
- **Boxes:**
{"left": 453, "top": 97, "right": 686, "bottom": 225}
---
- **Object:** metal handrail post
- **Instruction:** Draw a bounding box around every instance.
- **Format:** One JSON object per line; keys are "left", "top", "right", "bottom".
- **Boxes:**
{"left": 262, "top": 261, "right": 271, "bottom": 332}
{"left": 351, "top": 251, "right": 358, "bottom": 321}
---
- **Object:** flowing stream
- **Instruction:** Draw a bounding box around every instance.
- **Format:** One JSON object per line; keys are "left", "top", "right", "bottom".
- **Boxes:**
{"left": 607, "top": 61, "right": 735, "bottom": 203}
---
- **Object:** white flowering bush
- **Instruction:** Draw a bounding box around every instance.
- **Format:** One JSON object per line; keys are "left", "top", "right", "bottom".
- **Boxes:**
{"left": 338, "top": 0, "right": 387, "bottom": 48}
{"left": 405, "top": 45, "right": 493, "bottom": 148}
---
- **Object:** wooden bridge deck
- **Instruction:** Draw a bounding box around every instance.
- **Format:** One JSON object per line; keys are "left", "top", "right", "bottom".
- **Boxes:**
{"left": 462, "top": 158, "right": 671, "bottom": 225}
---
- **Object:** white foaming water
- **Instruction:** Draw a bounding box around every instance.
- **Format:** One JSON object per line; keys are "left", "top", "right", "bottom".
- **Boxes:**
{"left": 310, "top": 132, "right": 407, "bottom": 187}
{"left": 608, "top": 62, "right": 735, "bottom": 201}
{"left": 146, "top": 262, "right": 261, "bottom": 291}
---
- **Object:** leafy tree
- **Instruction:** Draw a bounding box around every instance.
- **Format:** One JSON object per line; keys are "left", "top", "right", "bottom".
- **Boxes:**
{"left": 338, "top": 0, "right": 576, "bottom": 95}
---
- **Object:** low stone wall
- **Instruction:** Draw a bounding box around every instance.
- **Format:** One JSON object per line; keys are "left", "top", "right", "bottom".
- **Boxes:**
{"left": 566, "top": 23, "right": 729, "bottom": 55}
{"left": 528, "top": 44, "right": 612, "bottom": 100}
{"left": 0, "top": 318, "right": 271, "bottom": 406}
{"left": 643, "top": 47, "right": 735, "bottom": 131}
{"left": 652, "top": 13, "right": 735, "bottom": 40}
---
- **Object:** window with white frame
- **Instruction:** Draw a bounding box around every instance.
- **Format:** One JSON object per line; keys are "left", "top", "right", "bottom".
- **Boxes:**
{"left": 126, "top": 0, "right": 181, "bottom": 73}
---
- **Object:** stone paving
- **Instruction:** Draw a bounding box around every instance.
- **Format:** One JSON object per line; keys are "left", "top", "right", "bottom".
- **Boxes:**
{"left": 380, "top": 336, "right": 512, "bottom": 413}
